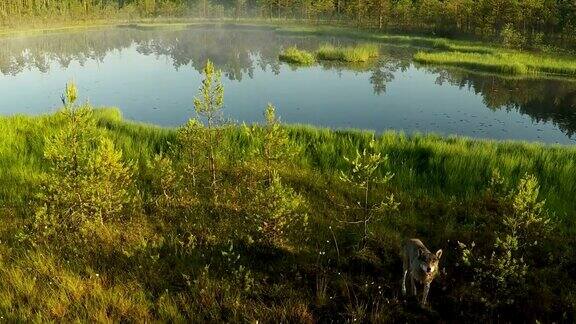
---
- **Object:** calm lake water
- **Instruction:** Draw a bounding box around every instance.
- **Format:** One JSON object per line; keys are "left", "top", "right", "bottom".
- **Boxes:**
{"left": 1, "top": 25, "right": 575, "bottom": 144}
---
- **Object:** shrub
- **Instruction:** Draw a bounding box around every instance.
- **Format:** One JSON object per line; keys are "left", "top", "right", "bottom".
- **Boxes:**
{"left": 146, "top": 154, "right": 198, "bottom": 217}
{"left": 244, "top": 104, "right": 300, "bottom": 184}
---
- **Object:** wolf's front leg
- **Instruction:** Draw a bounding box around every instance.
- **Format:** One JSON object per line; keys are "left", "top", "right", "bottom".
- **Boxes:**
{"left": 411, "top": 277, "right": 417, "bottom": 296}
{"left": 421, "top": 283, "right": 430, "bottom": 306}
{"left": 402, "top": 270, "right": 407, "bottom": 295}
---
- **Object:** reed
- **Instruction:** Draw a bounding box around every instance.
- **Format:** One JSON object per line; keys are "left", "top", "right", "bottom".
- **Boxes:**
{"left": 3, "top": 108, "right": 575, "bottom": 220}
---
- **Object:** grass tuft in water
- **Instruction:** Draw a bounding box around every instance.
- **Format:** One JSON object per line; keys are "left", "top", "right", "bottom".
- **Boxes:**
{"left": 278, "top": 46, "right": 316, "bottom": 65}
{"left": 315, "top": 43, "right": 379, "bottom": 63}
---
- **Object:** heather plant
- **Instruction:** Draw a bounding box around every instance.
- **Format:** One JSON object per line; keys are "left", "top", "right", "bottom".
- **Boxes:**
{"left": 221, "top": 241, "right": 255, "bottom": 292}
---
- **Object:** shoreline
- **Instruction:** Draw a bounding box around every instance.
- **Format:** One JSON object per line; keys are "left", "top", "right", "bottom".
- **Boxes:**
{"left": 2, "top": 19, "right": 575, "bottom": 78}
{"left": 3, "top": 107, "right": 575, "bottom": 218}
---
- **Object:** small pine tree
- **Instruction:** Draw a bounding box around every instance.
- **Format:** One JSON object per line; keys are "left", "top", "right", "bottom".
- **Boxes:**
{"left": 34, "top": 82, "right": 139, "bottom": 252}
{"left": 459, "top": 173, "right": 552, "bottom": 309}
{"left": 245, "top": 103, "right": 299, "bottom": 185}
{"left": 339, "top": 137, "right": 398, "bottom": 237}
{"left": 177, "top": 118, "right": 205, "bottom": 188}
{"left": 192, "top": 60, "right": 225, "bottom": 203}
{"left": 250, "top": 172, "right": 308, "bottom": 246}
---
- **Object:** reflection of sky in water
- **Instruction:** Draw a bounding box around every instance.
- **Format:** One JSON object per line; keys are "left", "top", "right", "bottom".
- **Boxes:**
{"left": 0, "top": 30, "right": 575, "bottom": 144}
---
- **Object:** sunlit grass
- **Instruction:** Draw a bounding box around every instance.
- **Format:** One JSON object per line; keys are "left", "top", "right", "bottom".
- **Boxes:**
{"left": 2, "top": 106, "right": 576, "bottom": 320}
{"left": 414, "top": 51, "right": 576, "bottom": 76}
{"left": 3, "top": 108, "right": 576, "bottom": 220}
{"left": 315, "top": 43, "right": 379, "bottom": 63}
{"left": 278, "top": 46, "right": 316, "bottom": 65}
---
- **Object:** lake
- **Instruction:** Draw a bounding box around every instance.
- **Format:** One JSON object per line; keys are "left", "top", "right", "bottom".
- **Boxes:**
{"left": 1, "top": 25, "right": 575, "bottom": 144}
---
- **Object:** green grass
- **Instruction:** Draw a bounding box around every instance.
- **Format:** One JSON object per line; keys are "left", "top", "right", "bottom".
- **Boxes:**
{"left": 278, "top": 46, "right": 316, "bottom": 65}
{"left": 278, "top": 43, "right": 380, "bottom": 66}
{"left": 315, "top": 43, "right": 379, "bottom": 62}
{"left": 3, "top": 108, "right": 576, "bottom": 223}
{"left": 2, "top": 107, "right": 576, "bottom": 321}
{"left": 414, "top": 50, "right": 576, "bottom": 77}
{"left": 276, "top": 26, "right": 497, "bottom": 54}
{"left": 275, "top": 25, "right": 576, "bottom": 77}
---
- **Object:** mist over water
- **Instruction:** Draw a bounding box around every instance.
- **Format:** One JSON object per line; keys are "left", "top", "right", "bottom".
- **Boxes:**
{"left": 1, "top": 25, "right": 575, "bottom": 144}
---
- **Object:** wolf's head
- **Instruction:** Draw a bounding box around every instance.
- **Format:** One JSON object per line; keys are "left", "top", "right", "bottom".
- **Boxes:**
{"left": 418, "top": 249, "right": 442, "bottom": 276}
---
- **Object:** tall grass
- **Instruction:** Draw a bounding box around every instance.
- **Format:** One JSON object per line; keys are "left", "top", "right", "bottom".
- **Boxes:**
{"left": 315, "top": 43, "right": 379, "bottom": 62}
{"left": 414, "top": 51, "right": 576, "bottom": 77}
{"left": 278, "top": 46, "right": 316, "bottom": 65}
{"left": 285, "top": 126, "right": 576, "bottom": 221}
{"left": 3, "top": 109, "right": 575, "bottom": 222}
{"left": 2, "top": 107, "right": 576, "bottom": 321}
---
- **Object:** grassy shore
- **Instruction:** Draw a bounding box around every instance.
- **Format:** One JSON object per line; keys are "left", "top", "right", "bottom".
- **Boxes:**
{"left": 3, "top": 108, "right": 576, "bottom": 219}
{"left": 414, "top": 51, "right": 576, "bottom": 76}
{"left": 1, "top": 107, "right": 575, "bottom": 321}
{"left": 274, "top": 25, "right": 576, "bottom": 77}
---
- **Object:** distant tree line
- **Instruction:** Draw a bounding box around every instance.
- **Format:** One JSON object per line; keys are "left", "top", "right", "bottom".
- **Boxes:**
{"left": 1, "top": 0, "right": 575, "bottom": 39}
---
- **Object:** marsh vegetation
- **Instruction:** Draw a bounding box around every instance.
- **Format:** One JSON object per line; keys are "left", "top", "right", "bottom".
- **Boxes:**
{"left": 279, "top": 46, "right": 316, "bottom": 65}
{"left": 1, "top": 1, "right": 576, "bottom": 322}
{"left": 279, "top": 43, "right": 380, "bottom": 65}
{"left": 1, "top": 58, "right": 576, "bottom": 320}
{"left": 414, "top": 50, "right": 576, "bottom": 77}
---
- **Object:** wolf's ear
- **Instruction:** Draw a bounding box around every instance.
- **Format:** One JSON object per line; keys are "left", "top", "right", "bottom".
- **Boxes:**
{"left": 436, "top": 249, "right": 443, "bottom": 259}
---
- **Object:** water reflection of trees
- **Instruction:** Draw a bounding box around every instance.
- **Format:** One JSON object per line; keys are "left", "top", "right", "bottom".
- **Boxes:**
{"left": 0, "top": 26, "right": 409, "bottom": 92}
{"left": 1, "top": 27, "right": 575, "bottom": 137}
{"left": 432, "top": 69, "right": 576, "bottom": 137}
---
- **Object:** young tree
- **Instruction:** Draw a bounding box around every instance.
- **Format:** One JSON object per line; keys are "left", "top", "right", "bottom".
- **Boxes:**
{"left": 245, "top": 104, "right": 299, "bottom": 185}
{"left": 35, "top": 82, "right": 139, "bottom": 251}
{"left": 192, "top": 59, "right": 225, "bottom": 202}
{"left": 459, "top": 173, "right": 552, "bottom": 310}
{"left": 339, "top": 137, "right": 399, "bottom": 237}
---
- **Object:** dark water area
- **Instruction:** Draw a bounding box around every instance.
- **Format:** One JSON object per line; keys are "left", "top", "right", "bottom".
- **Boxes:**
{"left": 1, "top": 25, "right": 575, "bottom": 144}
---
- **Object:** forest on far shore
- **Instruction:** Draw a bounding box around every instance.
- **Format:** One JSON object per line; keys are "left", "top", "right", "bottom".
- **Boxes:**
{"left": 1, "top": 0, "right": 576, "bottom": 46}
